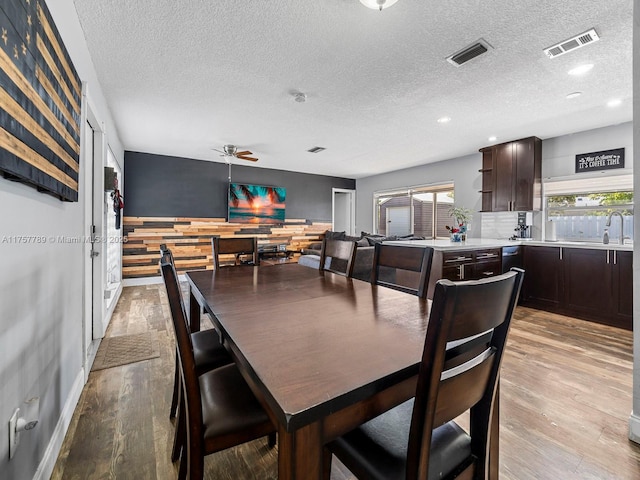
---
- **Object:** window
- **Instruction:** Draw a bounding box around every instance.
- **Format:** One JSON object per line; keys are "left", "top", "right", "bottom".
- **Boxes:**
{"left": 374, "top": 183, "right": 454, "bottom": 239}
{"left": 545, "top": 174, "right": 633, "bottom": 243}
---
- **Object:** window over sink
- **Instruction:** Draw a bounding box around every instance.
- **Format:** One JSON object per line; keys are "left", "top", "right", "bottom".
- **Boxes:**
{"left": 544, "top": 173, "right": 633, "bottom": 243}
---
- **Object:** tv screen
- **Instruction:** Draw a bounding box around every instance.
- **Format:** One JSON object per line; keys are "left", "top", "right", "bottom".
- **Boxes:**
{"left": 228, "top": 183, "right": 286, "bottom": 224}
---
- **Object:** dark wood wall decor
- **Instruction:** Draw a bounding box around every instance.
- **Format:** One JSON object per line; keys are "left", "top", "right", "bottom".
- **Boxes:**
{"left": 123, "top": 216, "right": 331, "bottom": 278}
{"left": 0, "top": 0, "right": 81, "bottom": 201}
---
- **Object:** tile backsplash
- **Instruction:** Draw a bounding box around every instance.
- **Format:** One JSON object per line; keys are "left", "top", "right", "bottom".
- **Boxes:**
{"left": 481, "top": 212, "right": 519, "bottom": 239}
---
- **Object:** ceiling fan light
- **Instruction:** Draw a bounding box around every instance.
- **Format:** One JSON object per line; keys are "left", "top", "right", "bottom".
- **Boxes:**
{"left": 359, "top": 0, "right": 399, "bottom": 11}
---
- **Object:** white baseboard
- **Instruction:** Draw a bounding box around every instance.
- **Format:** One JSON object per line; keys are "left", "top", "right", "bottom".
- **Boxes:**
{"left": 123, "top": 275, "right": 163, "bottom": 286}
{"left": 33, "top": 368, "right": 85, "bottom": 480}
{"left": 629, "top": 412, "right": 640, "bottom": 444}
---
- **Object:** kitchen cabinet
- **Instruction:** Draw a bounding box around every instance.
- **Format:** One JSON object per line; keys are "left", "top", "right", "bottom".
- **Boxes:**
{"left": 429, "top": 247, "right": 502, "bottom": 299}
{"left": 521, "top": 246, "right": 563, "bottom": 310}
{"left": 521, "top": 246, "right": 632, "bottom": 330}
{"left": 479, "top": 136, "right": 541, "bottom": 212}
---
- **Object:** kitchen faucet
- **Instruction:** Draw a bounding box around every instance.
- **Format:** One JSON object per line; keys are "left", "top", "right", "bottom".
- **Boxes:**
{"left": 605, "top": 210, "right": 625, "bottom": 244}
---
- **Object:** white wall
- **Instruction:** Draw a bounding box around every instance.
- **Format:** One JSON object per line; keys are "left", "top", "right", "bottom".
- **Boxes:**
{"left": 0, "top": 1, "right": 123, "bottom": 478}
{"left": 356, "top": 122, "right": 633, "bottom": 241}
{"left": 629, "top": 0, "right": 640, "bottom": 445}
{"left": 355, "top": 153, "right": 481, "bottom": 236}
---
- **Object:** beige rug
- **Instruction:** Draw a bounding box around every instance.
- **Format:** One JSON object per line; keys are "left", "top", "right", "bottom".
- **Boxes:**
{"left": 92, "top": 331, "right": 160, "bottom": 371}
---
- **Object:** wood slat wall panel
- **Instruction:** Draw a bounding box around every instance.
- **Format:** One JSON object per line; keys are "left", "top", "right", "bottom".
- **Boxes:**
{"left": 122, "top": 216, "right": 330, "bottom": 278}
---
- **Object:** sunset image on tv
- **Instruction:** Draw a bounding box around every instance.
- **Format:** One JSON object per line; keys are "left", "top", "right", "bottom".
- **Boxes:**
{"left": 228, "top": 183, "right": 286, "bottom": 224}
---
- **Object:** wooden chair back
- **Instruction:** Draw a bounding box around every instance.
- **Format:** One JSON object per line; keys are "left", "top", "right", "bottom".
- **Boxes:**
{"left": 160, "top": 256, "right": 203, "bottom": 451}
{"left": 371, "top": 243, "right": 434, "bottom": 298}
{"left": 160, "top": 243, "right": 175, "bottom": 265}
{"left": 406, "top": 268, "right": 524, "bottom": 479}
{"left": 319, "top": 238, "right": 357, "bottom": 277}
{"left": 211, "top": 236, "right": 259, "bottom": 269}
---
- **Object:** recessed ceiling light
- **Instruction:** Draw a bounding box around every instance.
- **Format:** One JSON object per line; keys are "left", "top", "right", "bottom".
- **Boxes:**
{"left": 607, "top": 99, "right": 622, "bottom": 107}
{"left": 437, "top": 116, "right": 451, "bottom": 124}
{"left": 566, "top": 92, "right": 582, "bottom": 99}
{"left": 488, "top": 136, "right": 497, "bottom": 142}
{"left": 568, "top": 64, "right": 594, "bottom": 76}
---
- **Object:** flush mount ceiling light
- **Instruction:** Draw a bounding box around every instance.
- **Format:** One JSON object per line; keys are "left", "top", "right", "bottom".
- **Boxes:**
{"left": 359, "top": 0, "right": 399, "bottom": 11}
{"left": 568, "top": 64, "right": 594, "bottom": 76}
{"left": 566, "top": 92, "right": 582, "bottom": 99}
{"left": 488, "top": 136, "right": 497, "bottom": 142}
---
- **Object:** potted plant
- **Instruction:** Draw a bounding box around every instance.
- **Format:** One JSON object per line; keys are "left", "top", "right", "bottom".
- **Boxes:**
{"left": 446, "top": 206, "right": 473, "bottom": 241}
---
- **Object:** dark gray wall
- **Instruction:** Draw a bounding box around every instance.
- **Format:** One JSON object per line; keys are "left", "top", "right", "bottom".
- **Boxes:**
{"left": 124, "top": 151, "right": 355, "bottom": 221}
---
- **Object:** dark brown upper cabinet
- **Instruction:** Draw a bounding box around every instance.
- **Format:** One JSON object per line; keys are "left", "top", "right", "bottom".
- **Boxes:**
{"left": 479, "top": 136, "right": 542, "bottom": 212}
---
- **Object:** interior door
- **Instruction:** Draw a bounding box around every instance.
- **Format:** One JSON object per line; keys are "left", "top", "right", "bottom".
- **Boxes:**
{"left": 332, "top": 189, "right": 356, "bottom": 235}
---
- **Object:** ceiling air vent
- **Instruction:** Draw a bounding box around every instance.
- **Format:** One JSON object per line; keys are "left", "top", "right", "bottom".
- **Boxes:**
{"left": 543, "top": 28, "right": 599, "bottom": 59}
{"left": 446, "top": 38, "right": 493, "bottom": 67}
{"left": 307, "top": 146, "right": 326, "bottom": 153}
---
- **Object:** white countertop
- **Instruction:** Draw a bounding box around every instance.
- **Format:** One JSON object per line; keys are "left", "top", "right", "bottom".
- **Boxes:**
{"left": 385, "top": 238, "right": 633, "bottom": 252}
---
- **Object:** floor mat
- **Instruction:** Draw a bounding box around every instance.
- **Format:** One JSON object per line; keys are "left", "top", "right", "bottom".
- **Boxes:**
{"left": 92, "top": 331, "right": 160, "bottom": 371}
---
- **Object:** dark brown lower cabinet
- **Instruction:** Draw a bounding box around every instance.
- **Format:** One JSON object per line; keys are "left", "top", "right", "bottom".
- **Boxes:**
{"left": 522, "top": 246, "right": 632, "bottom": 330}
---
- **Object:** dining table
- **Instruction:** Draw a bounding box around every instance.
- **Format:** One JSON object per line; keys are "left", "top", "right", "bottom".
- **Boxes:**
{"left": 185, "top": 263, "right": 499, "bottom": 479}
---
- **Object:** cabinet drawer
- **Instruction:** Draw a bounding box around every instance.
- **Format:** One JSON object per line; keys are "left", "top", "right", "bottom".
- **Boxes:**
{"left": 474, "top": 248, "right": 501, "bottom": 263}
{"left": 471, "top": 260, "right": 502, "bottom": 279}
{"left": 443, "top": 251, "right": 474, "bottom": 265}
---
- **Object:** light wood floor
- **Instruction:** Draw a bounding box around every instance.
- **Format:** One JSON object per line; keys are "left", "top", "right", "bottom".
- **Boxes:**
{"left": 52, "top": 284, "right": 640, "bottom": 479}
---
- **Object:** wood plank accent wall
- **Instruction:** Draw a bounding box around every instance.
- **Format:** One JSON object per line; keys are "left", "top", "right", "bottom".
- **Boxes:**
{"left": 123, "top": 216, "right": 331, "bottom": 278}
{"left": 0, "top": 0, "right": 81, "bottom": 201}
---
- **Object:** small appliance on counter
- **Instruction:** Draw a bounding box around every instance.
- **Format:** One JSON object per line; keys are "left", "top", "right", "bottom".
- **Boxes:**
{"left": 545, "top": 219, "right": 557, "bottom": 242}
{"left": 510, "top": 212, "right": 532, "bottom": 240}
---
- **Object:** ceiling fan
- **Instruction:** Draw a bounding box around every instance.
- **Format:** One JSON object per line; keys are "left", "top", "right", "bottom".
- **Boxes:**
{"left": 213, "top": 144, "right": 258, "bottom": 162}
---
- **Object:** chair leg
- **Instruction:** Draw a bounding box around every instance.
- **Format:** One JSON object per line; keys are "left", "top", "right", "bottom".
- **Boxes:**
{"left": 171, "top": 388, "right": 185, "bottom": 462}
{"left": 268, "top": 432, "right": 276, "bottom": 448}
{"left": 170, "top": 353, "right": 179, "bottom": 419}
{"left": 178, "top": 449, "right": 187, "bottom": 480}
{"left": 322, "top": 447, "right": 333, "bottom": 480}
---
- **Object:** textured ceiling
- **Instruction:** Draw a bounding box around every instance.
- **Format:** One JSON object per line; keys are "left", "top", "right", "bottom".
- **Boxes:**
{"left": 72, "top": 0, "right": 633, "bottom": 179}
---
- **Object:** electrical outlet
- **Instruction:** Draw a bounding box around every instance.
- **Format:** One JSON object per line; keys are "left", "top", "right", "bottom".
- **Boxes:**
{"left": 9, "top": 408, "right": 20, "bottom": 460}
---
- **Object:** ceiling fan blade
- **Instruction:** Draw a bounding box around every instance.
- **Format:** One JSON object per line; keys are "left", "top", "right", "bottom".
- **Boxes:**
{"left": 237, "top": 156, "right": 258, "bottom": 162}
{"left": 235, "top": 150, "right": 252, "bottom": 156}
{"left": 212, "top": 148, "right": 226, "bottom": 154}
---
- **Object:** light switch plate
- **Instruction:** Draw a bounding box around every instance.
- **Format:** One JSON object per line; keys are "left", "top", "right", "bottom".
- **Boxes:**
{"left": 9, "top": 408, "right": 19, "bottom": 459}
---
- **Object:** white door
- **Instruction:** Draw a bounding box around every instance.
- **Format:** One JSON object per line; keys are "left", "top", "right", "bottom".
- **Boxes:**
{"left": 387, "top": 206, "right": 411, "bottom": 236}
{"left": 82, "top": 96, "right": 106, "bottom": 377}
{"left": 332, "top": 189, "right": 356, "bottom": 235}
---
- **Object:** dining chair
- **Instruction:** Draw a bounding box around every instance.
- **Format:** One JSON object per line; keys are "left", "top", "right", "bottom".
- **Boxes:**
{"left": 159, "top": 247, "right": 235, "bottom": 465}
{"left": 323, "top": 268, "right": 525, "bottom": 480}
{"left": 211, "top": 236, "right": 259, "bottom": 269}
{"left": 160, "top": 255, "right": 276, "bottom": 480}
{"left": 370, "top": 243, "right": 434, "bottom": 298}
{"left": 319, "top": 237, "right": 357, "bottom": 277}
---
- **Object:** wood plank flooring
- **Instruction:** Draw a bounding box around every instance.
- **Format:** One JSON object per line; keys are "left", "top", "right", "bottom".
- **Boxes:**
{"left": 52, "top": 284, "right": 640, "bottom": 479}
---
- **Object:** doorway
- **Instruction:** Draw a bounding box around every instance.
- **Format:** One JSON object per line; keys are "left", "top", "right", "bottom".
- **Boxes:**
{"left": 332, "top": 189, "right": 356, "bottom": 235}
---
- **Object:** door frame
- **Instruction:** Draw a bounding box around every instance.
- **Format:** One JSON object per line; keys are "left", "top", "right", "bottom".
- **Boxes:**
{"left": 81, "top": 87, "right": 106, "bottom": 378}
{"left": 332, "top": 188, "right": 356, "bottom": 235}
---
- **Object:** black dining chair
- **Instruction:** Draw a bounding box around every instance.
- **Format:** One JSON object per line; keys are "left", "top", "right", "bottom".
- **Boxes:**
{"left": 319, "top": 237, "right": 357, "bottom": 277}
{"left": 370, "top": 243, "right": 434, "bottom": 298}
{"left": 159, "top": 246, "right": 234, "bottom": 463}
{"left": 211, "top": 236, "right": 259, "bottom": 268}
{"left": 160, "top": 254, "right": 276, "bottom": 480}
{"left": 323, "top": 268, "right": 525, "bottom": 480}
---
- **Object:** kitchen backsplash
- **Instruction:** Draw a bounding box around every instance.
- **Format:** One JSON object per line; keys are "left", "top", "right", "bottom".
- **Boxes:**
{"left": 481, "top": 212, "right": 520, "bottom": 239}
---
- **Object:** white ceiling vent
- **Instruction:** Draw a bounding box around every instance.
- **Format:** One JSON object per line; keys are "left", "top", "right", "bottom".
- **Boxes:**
{"left": 446, "top": 38, "right": 493, "bottom": 67}
{"left": 543, "top": 28, "right": 599, "bottom": 59}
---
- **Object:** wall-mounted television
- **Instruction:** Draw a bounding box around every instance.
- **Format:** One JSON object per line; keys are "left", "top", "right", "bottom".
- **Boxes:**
{"left": 228, "top": 183, "right": 286, "bottom": 224}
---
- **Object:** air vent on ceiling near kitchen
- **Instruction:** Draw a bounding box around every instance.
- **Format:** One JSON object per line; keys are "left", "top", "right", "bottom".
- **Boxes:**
{"left": 543, "top": 28, "right": 599, "bottom": 59}
{"left": 307, "top": 146, "right": 326, "bottom": 153}
{"left": 446, "top": 38, "right": 493, "bottom": 67}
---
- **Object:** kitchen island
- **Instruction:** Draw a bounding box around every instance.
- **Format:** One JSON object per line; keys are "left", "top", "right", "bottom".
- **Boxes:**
{"left": 387, "top": 238, "right": 633, "bottom": 330}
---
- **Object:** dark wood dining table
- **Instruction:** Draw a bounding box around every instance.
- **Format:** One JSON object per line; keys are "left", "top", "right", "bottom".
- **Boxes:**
{"left": 185, "top": 264, "right": 498, "bottom": 479}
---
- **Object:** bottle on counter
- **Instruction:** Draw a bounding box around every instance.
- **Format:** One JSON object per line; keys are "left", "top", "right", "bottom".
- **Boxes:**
{"left": 603, "top": 228, "right": 609, "bottom": 244}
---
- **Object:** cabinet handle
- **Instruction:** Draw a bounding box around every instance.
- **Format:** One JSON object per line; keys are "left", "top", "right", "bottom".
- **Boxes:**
{"left": 445, "top": 256, "right": 472, "bottom": 263}
{"left": 477, "top": 253, "right": 498, "bottom": 259}
{"left": 559, "top": 248, "right": 563, "bottom": 260}
{"left": 459, "top": 265, "right": 465, "bottom": 280}
{"left": 614, "top": 250, "right": 617, "bottom": 265}
{"left": 607, "top": 250, "right": 610, "bottom": 264}
{"left": 482, "top": 271, "right": 495, "bottom": 276}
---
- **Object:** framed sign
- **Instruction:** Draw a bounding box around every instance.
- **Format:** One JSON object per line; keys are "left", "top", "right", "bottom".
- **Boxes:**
{"left": 575, "top": 148, "right": 625, "bottom": 174}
